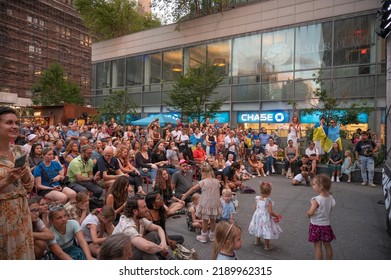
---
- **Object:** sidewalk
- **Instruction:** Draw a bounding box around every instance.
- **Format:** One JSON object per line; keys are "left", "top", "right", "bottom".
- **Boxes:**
{"left": 166, "top": 174, "right": 391, "bottom": 260}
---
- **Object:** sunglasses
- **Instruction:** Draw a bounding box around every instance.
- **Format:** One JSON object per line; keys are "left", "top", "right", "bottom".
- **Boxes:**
{"left": 30, "top": 208, "right": 40, "bottom": 214}
{"left": 49, "top": 204, "right": 65, "bottom": 212}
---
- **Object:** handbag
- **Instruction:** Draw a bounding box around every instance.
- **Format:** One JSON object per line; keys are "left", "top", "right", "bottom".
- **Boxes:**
{"left": 173, "top": 244, "right": 198, "bottom": 260}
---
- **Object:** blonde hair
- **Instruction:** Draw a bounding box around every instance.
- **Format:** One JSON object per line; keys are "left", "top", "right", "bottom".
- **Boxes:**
{"left": 314, "top": 174, "right": 332, "bottom": 192}
{"left": 212, "top": 222, "right": 241, "bottom": 260}
{"left": 191, "top": 193, "right": 201, "bottom": 203}
{"left": 222, "top": 188, "right": 232, "bottom": 197}
{"left": 260, "top": 181, "right": 272, "bottom": 195}
{"left": 200, "top": 164, "right": 214, "bottom": 179}
{"left": 345, "top": 150, "right": 352, "bottom": 158}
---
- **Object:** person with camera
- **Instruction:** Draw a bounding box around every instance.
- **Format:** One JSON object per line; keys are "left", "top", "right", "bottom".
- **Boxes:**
{"left": 355, "top": 131, "right": 378, "bottom": 187}
{"left": 67, "top": 145, "right": 103, "bottom": 199}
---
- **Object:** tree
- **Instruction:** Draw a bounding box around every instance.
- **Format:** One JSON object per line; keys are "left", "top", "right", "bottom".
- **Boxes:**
{"left": 32, "top": 62, "right": 85, "bottom": 106}
{"left": 97, "top": 90, "right": 138, "bottom": 127}
{"left": 290, "top": 73, "right": 375, "bottom": 141}
{"left": 166, "top": 61, "right": 226, "bottom": 122}
{"left": 74, "top": 0, "right": 161, "bottom": 41}
{"left": 152, "top": 0, "right": 233, "bottom": 24}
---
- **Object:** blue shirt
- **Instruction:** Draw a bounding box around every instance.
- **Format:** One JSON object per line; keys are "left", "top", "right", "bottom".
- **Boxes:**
{"left": 33, "top": 161, "right": 63, "bottom": 187}
{"left": 221, "top": 200, "right": 235, "bottom": 220}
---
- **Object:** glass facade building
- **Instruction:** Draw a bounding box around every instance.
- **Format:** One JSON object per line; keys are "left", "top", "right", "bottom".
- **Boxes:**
{"left": 90, "top": 12, "right": 385, "bottom": 135}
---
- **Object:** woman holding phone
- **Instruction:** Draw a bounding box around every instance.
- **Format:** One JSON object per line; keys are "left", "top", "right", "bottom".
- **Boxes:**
{"left": 33, "top": 147, "right": 76, "bottom": 204}
{"left": 0, "top": 106, "right": 35, "bottom": 259}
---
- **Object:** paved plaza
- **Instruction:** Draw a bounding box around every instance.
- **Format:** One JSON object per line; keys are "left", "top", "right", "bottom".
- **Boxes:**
{"left": 166, "top": 174, "right": 391, "bottom": 260}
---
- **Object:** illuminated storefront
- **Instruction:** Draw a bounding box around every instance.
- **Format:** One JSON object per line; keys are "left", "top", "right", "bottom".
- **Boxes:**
{"left": 91, "top": 0, "right": 384, "bottom": 139}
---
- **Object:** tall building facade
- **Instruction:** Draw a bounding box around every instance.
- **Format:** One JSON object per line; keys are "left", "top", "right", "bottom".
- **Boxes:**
{"left": 91, "top": 0, "right": 385, "bottom": 138}
{"left": 0, "top": 0, "right": 92, "bottom": 106}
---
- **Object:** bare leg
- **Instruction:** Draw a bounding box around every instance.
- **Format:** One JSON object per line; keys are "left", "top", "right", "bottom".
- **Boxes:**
{"left": 314, "top": 241, "right": 323, "bottom": 260}
{"left": 323, "top": 242, "right": 333, "bottom": 260}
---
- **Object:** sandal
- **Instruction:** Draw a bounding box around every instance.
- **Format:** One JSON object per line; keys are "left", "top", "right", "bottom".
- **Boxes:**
{"left": 264, "top": 245, "right": 275, "bottom": 251}
{"left": 254, "top": 239, "right": 264, "bottom": 246}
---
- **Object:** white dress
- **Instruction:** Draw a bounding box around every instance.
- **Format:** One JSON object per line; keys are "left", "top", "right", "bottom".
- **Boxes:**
{"left": 287, "top": 124, "right": 299, "bottom": 146}
{"left": 248, "top": 196, "right": 282, "bottom": 239}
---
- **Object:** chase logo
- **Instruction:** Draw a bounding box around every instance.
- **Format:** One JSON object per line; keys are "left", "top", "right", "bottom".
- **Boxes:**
{"left": 238, "top": 111, "right": 289, "bottom": 123}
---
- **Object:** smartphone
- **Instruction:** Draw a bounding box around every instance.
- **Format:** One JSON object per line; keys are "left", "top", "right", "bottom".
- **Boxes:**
{"left": 14, "top": 154, "right": 27, "bottom": 168}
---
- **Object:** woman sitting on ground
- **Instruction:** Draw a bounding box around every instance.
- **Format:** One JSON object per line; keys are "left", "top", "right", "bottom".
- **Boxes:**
{"left": 106, "top": 176, "right": 131, "bottom": 224}
{"left": 33, "top": 147, "right": 76, "bottom": 204}
{"left": 116, "top": 146, "right": 145, "bottom": 195}
{"left": 28, "top": 197, "right": 55, "bottom": 259}
{"left": 152, "top": 140, "right": 177, "bottom": 175}
{"left": 154, "top": 168, "right": 186, "bottom": 217}
{"left": 248, "top": 153, "right": 266, "bottom": 177}
{"left": 145, "top": 191, "right": 185, "bottom": 248}
{"left": 28, "top": 143, "right": 44, "bottom": 172}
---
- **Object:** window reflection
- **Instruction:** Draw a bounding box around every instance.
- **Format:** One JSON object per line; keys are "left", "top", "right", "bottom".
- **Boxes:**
{"left": 232, "top": 34, "right": 261, "bottom": 76}
{"left": 262, "top": 29, "right": 294, "bottom": 73}
{"left": 185, "top": 45, "right": 206, "bottom": 69}
{"left": 96, "top": 61, "right": 110, "bottom": 89}
{"left": 111, "top": 59, "right": 125, "bottom": 88}
{"left": 162, "top": 49, "right": 182, "bottom": 81}
{"left": 295, "top": 23, "right": 332, "bottom": 70}
{"left": 145, "top": 53, "right": 161, "bottom": 84}
{"left": 207, "top": 40, "right": 231, "bottom": 76}
{"left": 126, "top": 56, "right": 143, "bottom": 85}
{"left": 334, "top": 15, "right": 376, "bottom": 72}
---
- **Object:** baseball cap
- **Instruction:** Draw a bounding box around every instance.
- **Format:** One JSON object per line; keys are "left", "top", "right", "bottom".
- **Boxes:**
{"left": 179, "top": 159, "right": 188, "bottom": 165}
{"left": 27, "top": 134, "right": 37, "bottom": 141}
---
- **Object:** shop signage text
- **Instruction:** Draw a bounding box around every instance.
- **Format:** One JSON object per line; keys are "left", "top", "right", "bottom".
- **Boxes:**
{"left": 238, "top": 111, "right": 289, "bottom": 123}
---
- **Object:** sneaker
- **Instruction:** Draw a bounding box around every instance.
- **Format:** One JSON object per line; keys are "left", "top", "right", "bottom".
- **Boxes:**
{"left": 266, "top": 171, "right": 270, "bottom": 176}
{"left": 368, "top": 183, "right": 376, "bottom": 187}
{"left": 347, "top": 180, "right": 351, "bottom": 183}
{"left": 272, "top": 167, "right": 276, "bottom": 173}
{"left": 208, "top": 231, "right": 215, "bottom": 242}
{"left": 331, "top": 177, "right": 335, "bottom": 182}
{"left": 196, "top": 233, "right": 208, "bottom": 243}
{"left": 361, "top": 181, "right": 368, "bottom": 186}
{"left": 176, "top": 209, "right": 187, "bottom": 215}
{"left": 336, "top": 177, "right": 340, "bottom": 183}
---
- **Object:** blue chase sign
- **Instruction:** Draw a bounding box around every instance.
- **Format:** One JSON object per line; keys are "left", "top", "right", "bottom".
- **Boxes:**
{"left": 238, "top": 111, "right": 290, "bottom": 123}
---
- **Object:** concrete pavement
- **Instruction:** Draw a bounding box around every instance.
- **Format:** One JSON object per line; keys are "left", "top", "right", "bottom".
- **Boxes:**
{"left": 166, "top": 174, "right": 391, "bottom": 260}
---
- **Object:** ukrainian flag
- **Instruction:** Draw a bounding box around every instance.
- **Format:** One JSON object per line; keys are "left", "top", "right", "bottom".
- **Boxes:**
{"left": 313, "top": 124, "right": 333, "bottom": 153}
{"left": 326, "top": 126, "right": 342, "bottom": 153}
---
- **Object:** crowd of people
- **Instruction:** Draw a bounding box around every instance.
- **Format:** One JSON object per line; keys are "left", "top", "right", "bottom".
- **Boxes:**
{"left": 0, "top": 105, "right": 380, "bottom": 260}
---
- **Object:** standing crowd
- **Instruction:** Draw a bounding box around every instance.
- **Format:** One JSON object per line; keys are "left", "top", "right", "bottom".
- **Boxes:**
{"left": 0, "top": 106, "right": 380, "bottom": 260}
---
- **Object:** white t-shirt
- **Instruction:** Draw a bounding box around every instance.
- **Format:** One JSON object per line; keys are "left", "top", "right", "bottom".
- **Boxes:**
{"left": 112, "top": 215, "right": 152, "bottom": 240}
{"left": 80, "top": 214, "right": 100, "bottom": 243}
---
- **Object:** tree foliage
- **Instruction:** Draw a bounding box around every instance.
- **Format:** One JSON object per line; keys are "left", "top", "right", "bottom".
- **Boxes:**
{"left": 97, "top": 90, "right": 138, "bottom": 126}
{"left": 74, "top": 0, "right": 161, "bottom": 41}
{"left": 151, "top": 0, "right": 234, "bottom": 23}
{"left": 166, "top": 61, "right": 226, "bottom": 122}
{"left": 31, "top": 62, "right": 85, "bottom": 106}
{"left": 295, "top": 73, "right": 374, "bottom": 126}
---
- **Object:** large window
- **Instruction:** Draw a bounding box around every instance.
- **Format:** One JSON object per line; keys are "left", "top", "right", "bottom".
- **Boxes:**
{"left": 162, "top": 49, "right": 182, "bottom": 81}
{"left": 207, "top": 40, "right": 231, "bottom": 76}
{"left": 126, "top": 56, "right": 143, "bottom": 86}
{"left": 262, "top": 29, "right": 294, "bottom": 73}
{"left": 185, "top": 45, "right": 206, "bottom": 69}
{"left": 96, "top": 62, "right": 110, "bottom": 89}
{"left": 232, "top": 34, "right": 261, "bottom": 76}
{"left": 144, "top": 53, "right": 161, "bottom": 84}
{"left": 334, "top": 15, "right": 376, "bottom": 70}
{"left": 111, "top": 59, "right": 125, "bottom": 88}
{"left": 295, "top": 22, "right": 332, "bottom": 70}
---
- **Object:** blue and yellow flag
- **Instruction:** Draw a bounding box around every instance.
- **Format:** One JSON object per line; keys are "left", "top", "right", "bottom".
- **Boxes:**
{"left": 326, "top": 126, "right": 342, "bottom": 153}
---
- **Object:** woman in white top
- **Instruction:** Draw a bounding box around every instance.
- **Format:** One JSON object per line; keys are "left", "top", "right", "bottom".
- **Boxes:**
{"left": 287, "top": 116, "right": 301, "bottom": 146}
{"left": 265, "top": 137, "right": 279, "bottom": 176}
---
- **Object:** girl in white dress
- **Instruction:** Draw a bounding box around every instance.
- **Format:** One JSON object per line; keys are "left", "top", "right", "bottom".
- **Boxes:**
{"left": 248, "top": 181, "right": 282, "bottom": 251}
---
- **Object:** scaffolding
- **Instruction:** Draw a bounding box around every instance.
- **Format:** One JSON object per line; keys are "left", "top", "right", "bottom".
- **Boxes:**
{"left": 0, "top": 0, "right": 92, "bottom": 101}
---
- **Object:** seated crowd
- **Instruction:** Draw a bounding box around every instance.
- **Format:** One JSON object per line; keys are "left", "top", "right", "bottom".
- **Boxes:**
{"left": 18, "top": 116, "right": 377, "bottom": 259}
